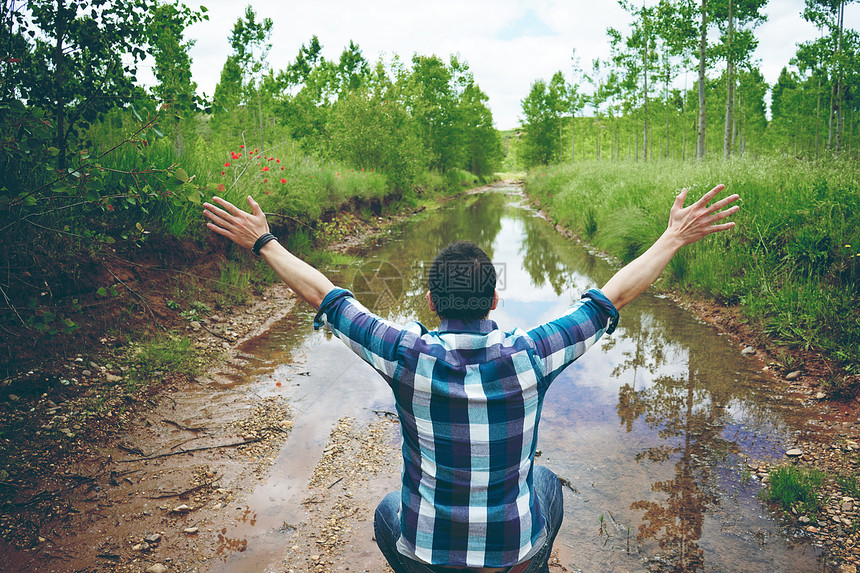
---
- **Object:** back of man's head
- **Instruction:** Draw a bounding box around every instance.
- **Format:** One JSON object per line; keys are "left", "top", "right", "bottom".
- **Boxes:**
{"left": 428, "top": 241, "right": 496, "bottom": 321}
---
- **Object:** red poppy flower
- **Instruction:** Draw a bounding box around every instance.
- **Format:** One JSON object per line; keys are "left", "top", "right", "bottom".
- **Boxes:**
{"left": 224, "top": 162, "right": 231, "bottom": 167}
{"left": 262, "top": 166, "right": 270, "bottom": 172}
{"left": 279, "top": 178, "right": 287, "bottom": 184}
{"left": 263, "top": 178, "right": 268, "bottom": 183}
{"left": 361, "top": 168, "right": 365, "bottom": 171}
{"left": 280, "top": 167, "right": 284, "bottom": 170}
{"left": 240, "top": 145, "right": 245, "bottom": 149}
{"left": 230, "top": 152, "right": 240, "bottom": 159}
{"left": 268, "top": 157, "right": 274, "bottom": 161}
{"left": 221, "top": 171, "right": 225, "bottom": 175}
{"left": 264, "top": 190, "right": 270, "bottom": 195}
{"left": 276, "top": 159, "right": 280, "bottom": 163}
{"left": 107, "top": 204, "right": 114, "bottom": 211}
{"left": 254, "top": 148, "right": 258, "bottom": 153}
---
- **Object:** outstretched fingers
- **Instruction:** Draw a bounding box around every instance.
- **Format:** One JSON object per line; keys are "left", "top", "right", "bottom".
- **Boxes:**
{"left": 212, "top": 196, "right": 245, "bottom": 218}
{"left": 694, "top": 184, "right": 726, "bottom": 208}
{"left": 704, "top": 193, "right": 740, "bottom": 215}
{"left": 203, "top": 203, "right": 235, "bottom": 227}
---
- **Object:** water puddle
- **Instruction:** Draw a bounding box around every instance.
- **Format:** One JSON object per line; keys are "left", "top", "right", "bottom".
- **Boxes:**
{"left": 204, "top": 183, "right": 832, "bottom": 572}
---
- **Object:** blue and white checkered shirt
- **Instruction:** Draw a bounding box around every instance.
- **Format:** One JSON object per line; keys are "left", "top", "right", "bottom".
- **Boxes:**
{"left": 314, "top": 287, "right": 619, "bottom": 568}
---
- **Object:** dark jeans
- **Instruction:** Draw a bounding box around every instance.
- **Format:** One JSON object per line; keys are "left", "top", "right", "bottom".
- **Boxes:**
{"left": 373, "top": 465, "right": 564, "bottom": 573}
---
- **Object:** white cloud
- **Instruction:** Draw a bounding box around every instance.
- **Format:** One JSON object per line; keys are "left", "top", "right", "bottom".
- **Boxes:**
{"left": 141, "top": 0, "right": 860, "bottom": 130}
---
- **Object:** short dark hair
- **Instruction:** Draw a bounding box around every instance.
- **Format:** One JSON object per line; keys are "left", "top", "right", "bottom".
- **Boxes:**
{"left": 428, "top": 241, "right": 496, "bottom": 321}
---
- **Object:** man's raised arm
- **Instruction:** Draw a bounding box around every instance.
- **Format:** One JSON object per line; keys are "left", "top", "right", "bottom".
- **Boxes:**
{"left": 203, "top": 195, "right": 335, "bottom": 309}
{"left": 600, "top": 184, "right": 739, "bottom": 311}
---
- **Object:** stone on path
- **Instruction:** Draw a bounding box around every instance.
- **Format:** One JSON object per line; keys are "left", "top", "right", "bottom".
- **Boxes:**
{"left": 741, "top": 346, "right": 756, "bottom": 356}
{"left": 785, "top": 448, "right": 803, "bottom": 457}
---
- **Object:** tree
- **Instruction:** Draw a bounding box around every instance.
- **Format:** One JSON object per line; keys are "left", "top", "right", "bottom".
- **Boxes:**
{"left": 803, "top": 0, "right": 859, "bottom": 153}
{"left": 519, "top": 77, "right": 566, "bottom": 166}
{"left": 458, "top": 82, "right": 503, "bottom": 177}
{"left": 16, "top": 0, "right": 158, "bottom": 168}
{"left": 567, "top": 50, "right": 588, "bottom": 162}
{"left": 406, "top": 54, "right": 463, "bottom": 172}
{"left": 212, "top": 55, "right": 243, "bottom": 132}
{"left": 710, "top": 0, "right": 768, "bottom": 158}
{"left": 336, "top": 40, "right": 370, "bottom": 94}
{"left": 229, "top": 5, "right": 273, "bottom": 151}
{"left": 610, "top": 0, "right": 659, "bottom": 161}
{"left": 148, "top": 1, "right": 207, "bottom": 151}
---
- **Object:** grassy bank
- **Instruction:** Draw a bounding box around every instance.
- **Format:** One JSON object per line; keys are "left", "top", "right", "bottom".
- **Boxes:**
{"left": 0, "top": 124, "right": 490, "bottom": 376}
{"left": 524, "top": 158, "right": 860, "bottom": 375}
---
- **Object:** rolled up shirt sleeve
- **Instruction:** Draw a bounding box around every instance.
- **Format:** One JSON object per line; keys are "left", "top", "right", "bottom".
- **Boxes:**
{"left": 313, "top": 288, "right": 406, "bottom": 383}
{"left": 526, "top": 288, "right": 619, "bottom": 386}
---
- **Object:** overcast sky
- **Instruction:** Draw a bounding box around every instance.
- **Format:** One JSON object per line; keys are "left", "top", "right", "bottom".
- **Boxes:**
{"left": 141, "top": 0, "right": 860, "bottom": 130}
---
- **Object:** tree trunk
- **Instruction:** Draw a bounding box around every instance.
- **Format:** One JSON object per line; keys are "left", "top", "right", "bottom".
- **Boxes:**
{"left": 643, "top": 58, "right": 649, "bottom": 162}
{"left": 828, "top": 81, "right": 836, "bottom": 150}
{"left": 697, "top": 0, "right": 708, "bottom": 160}
{"left": 54, "top": 0, "right": 68, "bottom": 171}
{"left": 571, "top": 115, "right": 576, "bottom": 162}
{"left": 723, "top": 0, "right": 734, "bottom": 159}
{"left": 732, "top": 90, "right": 739, "bottom": 153}
{"left": 257, "top": 86, "right": 264, "bottom": 153}
{"left": 835, "top": 0, "right": 845, "bottom": 153}
{"left": 816, "top": 76, "right": 822, "bottom": 156}
{"left": 665, "top": 68, "right": 671, "bottom": 158}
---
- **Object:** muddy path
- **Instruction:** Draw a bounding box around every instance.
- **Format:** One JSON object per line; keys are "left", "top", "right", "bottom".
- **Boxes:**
{"left": 2, "top": 181, "right": 860, "bottom": 573}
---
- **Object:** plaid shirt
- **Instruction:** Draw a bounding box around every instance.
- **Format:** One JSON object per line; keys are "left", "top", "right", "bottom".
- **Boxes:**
{"left": 314, "top": 287, "right": 619, "bottom": 568}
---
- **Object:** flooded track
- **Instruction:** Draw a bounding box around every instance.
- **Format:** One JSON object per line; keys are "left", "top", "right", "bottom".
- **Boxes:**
{"left": 202, "top": 182, "right": 833, "bottom": 572}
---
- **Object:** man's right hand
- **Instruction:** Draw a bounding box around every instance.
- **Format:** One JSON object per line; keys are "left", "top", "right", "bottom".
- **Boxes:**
{"left": 203, "top": 195, "right": 270, "bottom": 251}
{"left": 601, "top": 184, "right": 739, "bottom": 311}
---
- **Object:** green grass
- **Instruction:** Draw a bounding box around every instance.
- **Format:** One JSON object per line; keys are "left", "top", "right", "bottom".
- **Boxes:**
{"left": 837, "top": 473, "right": 860, "bottom": 499}
{"left": 525, "top": 157, "right": 860, "bottom": 374}
{"left": 766, "top": 465, "right": 825, "bottom": 521}
{"left": 124, "top": 334, "right": 198, "bottom": 391}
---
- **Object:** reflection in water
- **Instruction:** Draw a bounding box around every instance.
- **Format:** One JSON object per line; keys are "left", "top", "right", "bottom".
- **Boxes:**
{"left": 621, "top": 368, "right": 718, "bottom": 572}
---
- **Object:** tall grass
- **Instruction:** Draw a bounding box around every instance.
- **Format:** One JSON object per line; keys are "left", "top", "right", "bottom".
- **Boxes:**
{"left": 88, "top": 129, "right": 479, "bottom": 244}
{"left": 525, "top": 157, "right": 860, "bottom": 373}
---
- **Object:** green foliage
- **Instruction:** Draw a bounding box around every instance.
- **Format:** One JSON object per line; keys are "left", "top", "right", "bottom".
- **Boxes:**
{"left": 525, "top": 157, "right": 860, "bottom": 372}
{"left": 837, "top": 472, "right": 860, "bottom": 499}
{"left": 10, "top": 0, "right": 160, "bottom": 167}
{"left": 148, "top": 1, "right": 207, "bottom": 148}
{"left": 216, "top": 260, "right": 251, "bottom": 307}
{"left": 519, "top": 74, "right": 569, "bottom": 166}
{"left": 125, "top": 334, "right": 198, "bottom": 390}
{"left": 766, "top": 465, "right": 825, "bottom": 520}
